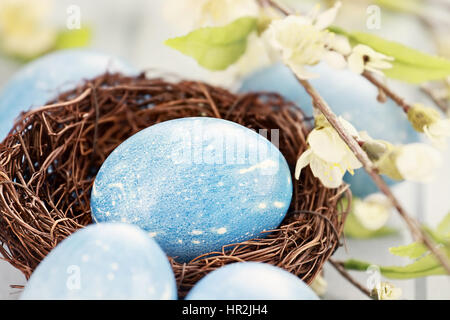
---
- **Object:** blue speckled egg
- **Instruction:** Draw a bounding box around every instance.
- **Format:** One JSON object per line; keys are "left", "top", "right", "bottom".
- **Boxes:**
{"left": 0, "top": 49, "right": 136, "bottom": 140}
{"left": 20, "top": 223, "right": 177, "bottom": 300}
{"left": 185, "top": 262, "right": 319, "bottom": 300}
{"left": 91, "top": 117, "right": 293, "bottom": 262}
{"left": 240, "top": 63, "right": 419, "bottom": 197}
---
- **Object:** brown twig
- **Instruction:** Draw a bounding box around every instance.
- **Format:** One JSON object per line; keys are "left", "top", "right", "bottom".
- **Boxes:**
{"left": 329, "top": 259, "right": 372, "bottom": 298}
{"left": 263, "top": 0, "right": 450, "bottom": 277}
{"left": 298, "top": 77, "right": 450, "bottom": 274}
{"left": 264, "top": 0, "right": 291, "bottom": 15}
{"left": 362, "top": 71, "right": 412, "bottom": 113}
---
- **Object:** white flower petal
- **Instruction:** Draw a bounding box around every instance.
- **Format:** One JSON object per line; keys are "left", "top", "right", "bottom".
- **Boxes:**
{"left": 323, "top": 50, "right": 347, "bottom": 69}
{"left": 374, "top": 282, "right": 402, "bottom": 300}
{"left": 163, "top": 0, "right": 259, "bottom": 30}
{"left": 338, "top": 116, "right": 360, "bottom": 138}
{"left": 368, "top": 60, "right": 394, "bottom": 70}
{"left": 347, "top": 52, "right": 365, "bottom": 74}
{"left": 295, "top": 149, "right": 312, "bottom": 179}
{"left": 309, "top": 156, "right": 345, "bottom": 188}
{"left": 424, "top": 125, "right": 448, "bottom": 149}
{"left": 348, "top": 44, "right": 394, "bottom": 75}
{"left": 308, "top": 127, "right": 347, "bottom": 162}
{"left": 428, "top": 119, "right": 450, "bottom": 136}
{"left": 314, "top": 1, "right": 342, "bottom": 30}
{"left": 396, "top": 144, "right": 443, "bottom": 182}
{"left": 353, "top": 196, "right": 391, "bottom": 230}
{"left": 352, "top": 44, "right": 376, "bottom": 56}
{"left": 329, "top": 34, "right": 352, "bottom": 55}
{"left": 343, "top": 152, "right": 363, "bottom": 172}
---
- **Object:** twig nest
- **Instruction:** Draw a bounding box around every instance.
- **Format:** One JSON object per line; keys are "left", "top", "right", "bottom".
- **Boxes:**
{"left": 0, "top": 72, "right": 349, "bottom": 296}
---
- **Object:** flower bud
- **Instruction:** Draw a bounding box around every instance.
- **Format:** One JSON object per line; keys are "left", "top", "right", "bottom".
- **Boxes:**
{"left": 407, "top": 104, "right": 441, "bottom": 133}
{"left": 375, "top": 147, "right": 404, "bottom": 181}
{"left": 362, "top": 139, "right": 391, "bottom": 162}
{"left": 371, "top": 282, "right": 402, "bottom": 300}
{"left": 314, "top": 114, "right": 328, "bottom": 128}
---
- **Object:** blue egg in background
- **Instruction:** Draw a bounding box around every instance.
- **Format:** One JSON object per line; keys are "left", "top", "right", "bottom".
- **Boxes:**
{"left": 0, "top": 49, "right": 137, "bottom": 140}
{"left": 185, "top": 262, "right": 319, "bottom": 300}
{"left": 91, "top": 117, "right": 293, "bottom": 262}
{"left": 20, "top": 223, "right": 177, "bottom": 300}
{"left": 240, "top": 63, "right": 419, "bottom": 198}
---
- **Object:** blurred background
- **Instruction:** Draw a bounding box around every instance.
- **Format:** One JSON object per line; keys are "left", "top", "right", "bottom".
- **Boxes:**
{"left": 0, "top": 0, "right": 449, "bottom": 299}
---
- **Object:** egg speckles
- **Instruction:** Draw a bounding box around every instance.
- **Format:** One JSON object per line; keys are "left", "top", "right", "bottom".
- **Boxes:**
{"left": 20, "top": 224, "right": 177, "bottom": 300}
{"left": 91, "top": 117, "right": 293, "bottom": 261}
{"left": 186, "top": 262, "right": 319, "bottom": 300}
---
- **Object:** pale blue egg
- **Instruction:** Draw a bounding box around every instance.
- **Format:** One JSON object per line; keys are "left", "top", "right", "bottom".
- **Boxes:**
{"left": 185, "top": 262, "right": 319, "bottom": 300}
{"left": 240, "top": 63, "right": 419, "bottom": 197}
{"left": 20, "top": 223, "right": 177, "bottom": 300}
{"left": 0, "top": 49, "right": 137, "bottom": 140}
{"left": 91, "top": 117, "right": 293, "bottom": 262}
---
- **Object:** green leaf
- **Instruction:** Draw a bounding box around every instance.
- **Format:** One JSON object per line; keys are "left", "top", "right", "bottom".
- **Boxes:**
{"left": 329, "top": 26, "right": 450, "bottom": 83}
{"left": 389, "top": 242, "right": 427, "bottom": 259}
{"left": 344, "top": 211, "right": 397, "bottom": 239}
{"left": 436, "top": 213, "right": 450, "bottom": 240}
{"left": 374, "top": 0, "right": 423, "bottom": 14}
{"left": 54, "top": 27, "right": 92, "bottom": 50}
{"left": 343, "top": 213, "right": 450, "bottom": 279}
{"left": 165, "top": 17, "right": 257, "bottom": 71}
{"left": 344, "top": 252, "right": 448, "bottom": 279}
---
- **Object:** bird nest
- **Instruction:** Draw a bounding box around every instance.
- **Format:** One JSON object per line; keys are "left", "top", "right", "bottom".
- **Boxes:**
{"left": 0, "top": 72, "right": 350, "bottom": 296}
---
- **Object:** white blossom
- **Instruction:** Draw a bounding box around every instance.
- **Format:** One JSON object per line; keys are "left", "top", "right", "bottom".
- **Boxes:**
{"left": 353, "top": 194, "right": 392, "bottom": 231}
{"left": 295, "top": 116, "right": 362, "bottom": 188}
{"left": 163, "top": 0, "right": 259, "bottom": 31}
{"left": 423, "top": 118, "right": 450, "bottom": 149}
{"left": 395, "top": 143, "right": 443, "bottom": 183}
{"left": 348, "top": 44, "right": 394, "bottom": 75}
{"left": 408, "top": 104, "right": 450, "bottom": 149}
{"left": 372, "top": 282, "right": 402, "bottom": 300}
{"left": 322, "top": 34, "right": 352, "bottom": 70}
{"left": 0, "top": 0, "right": 56, "bottom": 58}
{"left": 266, "top": 2, "right": 345, "bottom": 79}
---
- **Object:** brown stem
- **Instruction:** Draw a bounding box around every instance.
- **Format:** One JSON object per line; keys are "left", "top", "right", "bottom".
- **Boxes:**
{"left": 329, "top": 259, "right": 372, "bottom": 298}
{"left": 265, "top": 0, "right": 291, "bottom": 15}
{"left": 362, "top": 71, "right": 412, "bottom": 113}
{"left": 298, "top": 77, "right": 450, "bottom": 274}
{"left": 262, "top": 0, "right": 450, "bottom": 277}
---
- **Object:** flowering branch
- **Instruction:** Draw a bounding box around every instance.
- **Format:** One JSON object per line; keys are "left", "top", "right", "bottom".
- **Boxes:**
{"left": 298, "top": 76, "right": 450, "bottom": 274}
{"left": 262, "top": 0, "right": 450, "bottom": 275}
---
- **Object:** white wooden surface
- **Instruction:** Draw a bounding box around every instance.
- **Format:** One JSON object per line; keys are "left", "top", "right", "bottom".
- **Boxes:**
{"left": 0, "top": 0, "right": 449, "bottom": 300}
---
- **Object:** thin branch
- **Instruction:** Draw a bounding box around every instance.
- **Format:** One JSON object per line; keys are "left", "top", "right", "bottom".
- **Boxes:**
{"left": 298, "top": 77, "right": 450, "bottom": 274}
{"left": 265, "top": 0, "right": 291, "bottom": 16}
{"left": 362, "top": 71, "right": 412, "bottom": 113}
{"left": 261, "top": 0, "right": 450, "bottom": 275}
{"left": 329, "top": 259, "right": 372, "bottom": 298}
